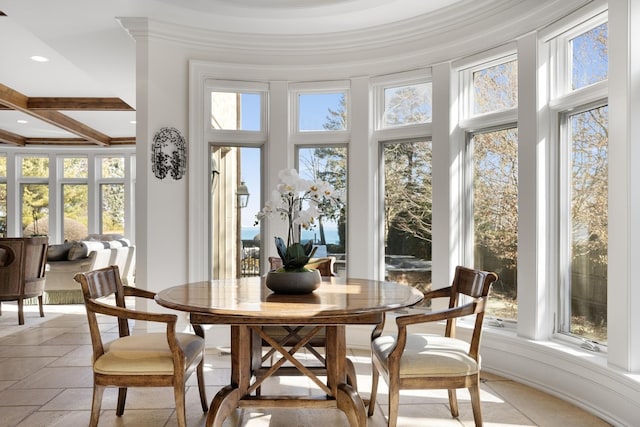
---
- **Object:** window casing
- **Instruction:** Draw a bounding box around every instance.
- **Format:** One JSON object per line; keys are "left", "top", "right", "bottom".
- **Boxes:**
{"left": 290, "top": 81, "right": 350, "bottom": 274}
{"left": 373, "top": 70, "right": 433, "bottom": 298}
{"left": 290, "top": 81, "right": 350, "bottom": 145}
{"left": 206, "top": 80, "right": 267, "bottom": 279}
{"left": 458, "top": 51, "right": 519, "bottom": 323}
{"left": 59, "top": 156, "right": 89, "bottom": 241}
{"left": 0, "top": 154, "right": 6, "bottom": 237}
{"left": 296, "top": 145, "right": 348, "bottom": 276}
{"left": 547, "top": 12, "right": 609, "bottom": 344}
{"left": 19, "top": 155, "right": 50, "bottom": 236}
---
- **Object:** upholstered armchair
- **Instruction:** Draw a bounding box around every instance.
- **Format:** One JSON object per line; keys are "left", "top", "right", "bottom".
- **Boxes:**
{"left": 0, "top": 236, "right": 48, "bottom": 325}
{"left": 368, "top": 266, "right": 497, "bottom": 427}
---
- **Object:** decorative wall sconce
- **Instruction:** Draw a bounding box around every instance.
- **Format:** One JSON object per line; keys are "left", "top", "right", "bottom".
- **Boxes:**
{"left": 151, "top": 127, "right": 187, "bottom": 180}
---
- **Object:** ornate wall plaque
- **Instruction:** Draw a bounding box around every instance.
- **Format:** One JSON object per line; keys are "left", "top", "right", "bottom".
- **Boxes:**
{"left": 151, "top": 127, "right": 187, "bottom": 180}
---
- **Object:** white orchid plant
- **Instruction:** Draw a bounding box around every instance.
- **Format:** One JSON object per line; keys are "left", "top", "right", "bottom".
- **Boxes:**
{"left": 255, "top": 168, "right": 345, "bottom": 271}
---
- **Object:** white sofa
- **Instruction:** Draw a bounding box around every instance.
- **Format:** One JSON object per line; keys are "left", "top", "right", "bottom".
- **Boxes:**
{"left": 44, "top": 237, "right": 135, "bottom": 304}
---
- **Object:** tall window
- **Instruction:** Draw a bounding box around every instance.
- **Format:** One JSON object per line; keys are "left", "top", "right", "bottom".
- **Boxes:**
{"left": 61, "top": 157, "right": 89, "bottom": 240}
{"left": 297, "top": 146, "right": 348, "bottom": 275}
{"left": 566, "top": 105, "right": 608, "bottom": 342}
{"left": 0, "top": 155, "right": 6, "bottom": 237}
{"left": 20, "top": 155, "right": 49, "bottom": 236}
{"left": 207, "top": 81, "right": 267, "bottom": 279}
{"left": 460, "top": 52, "right": 518, "bottom": 322}
{"left": 383, "top": 140, "right": 433, "bottom": 295}
{"left": 374, "top": 73, "right": 433, "bottom": 295}
{"left": 290, "top": 82, "right": 350, "bottom": 275}
{"left": 471, "top": 128, "right": 518, "bottom": 320}
{"left": 551, "top": 15, "right": 608, "bottom": 344}
{"left": 99, "top": 157, "right": 125, "bottom": 235}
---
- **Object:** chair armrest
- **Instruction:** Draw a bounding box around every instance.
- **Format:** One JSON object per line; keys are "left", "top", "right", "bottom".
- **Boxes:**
{"left": 384, "top": 298, "right": 485, "bottom": 362}
{"left": 421, "top": 286, "right": 452, "bottom": 300}
{"left": 395, "top": 299, "right": 482, "bottom": 328}
{"left": 87, "top": 298, "right": 177, "bottom": 324}
{"left": 123, "top": 285, "right": 156, "bottom": 300}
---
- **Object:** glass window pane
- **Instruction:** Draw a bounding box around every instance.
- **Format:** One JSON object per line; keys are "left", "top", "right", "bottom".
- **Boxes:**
{"left": 298, "top": 146, "right": 348, "bottom": 276}
{"left": 568, "top": 105, "right": 608, "bottom": 343}
{"left": 238, "top": 147, "right": 262, "bottom": 277}
{"left": 382, "top": 82, "right": 432, "bottom": 128}
{"left": 0, "top": 183, "right": 6, "bottom": 237}
{"left": 571, "top": 23, "right": 608, "bottom": 90}
{"left": 22, "top": 184, "right": 49, "bottom": 236}
{"left": 211, "top": 92, "right": 262, "bottom": 131}
{"left": 101, "top": 157, "right": 125, "bottom": 178}
{"left": 298, "top": 92, "right": 347, "bottom": 131}
{"left": 62, "top": 184, "right": 89, "bottom": 241}
{"left": 472, "top": 128, "right": 518, "bottom": 321}
{"left": 473, "top": 60, "right": 518, "bottom": 115}
{"left": 0, "top": 155, "right": 6, "bottom": 177}
{"left": 211, "top": 146, "right": 262, "bottom": 279}
{"left": 383, "top": 140, "right": 432, "bottom": 297}
{"left": 21, "top": 156, "right": 49, "bottom": 178}
{"left": 100, "top": 183, "right": 124, "bottom": 234}
{"left": 63, "top": 157, "right": 88, "bottom": 178}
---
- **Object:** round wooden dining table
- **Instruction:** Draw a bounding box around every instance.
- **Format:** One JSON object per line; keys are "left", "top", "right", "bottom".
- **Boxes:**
{"left": 155, "top": 275, "right": 423, "bottom": 427}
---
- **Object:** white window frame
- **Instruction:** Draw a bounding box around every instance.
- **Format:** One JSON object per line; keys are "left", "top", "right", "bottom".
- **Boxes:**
{"left": 541, "top": 7, "right": 609, "bottom": 348}
{"left": 58, "top": 155, "right": 89, "bottom": 241}
{"left": 204, "top": 79, "right": 269, "bottom": 144}
{"left": 371, "top": 68, "right": 433, "bottom": 135}
{"left": 456, "top": 48, "right": 519, "bottom": 328}
{"left": 289, "top": 80, "right": 351, "bottom": 145}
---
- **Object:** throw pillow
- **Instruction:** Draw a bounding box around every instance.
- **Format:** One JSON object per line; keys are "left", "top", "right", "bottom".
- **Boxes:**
{"left": 47, "top": 242, "right": 74, "bottom": 261}
{"left": 67, "top": 242, "right": 89, "bottom": 261}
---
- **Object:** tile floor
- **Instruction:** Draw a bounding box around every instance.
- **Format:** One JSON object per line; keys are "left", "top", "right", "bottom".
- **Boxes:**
{"left": 0, "top": 302, "right": 611, "bottom": 427}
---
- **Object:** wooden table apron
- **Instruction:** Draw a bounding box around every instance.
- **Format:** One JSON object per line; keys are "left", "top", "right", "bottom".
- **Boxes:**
{"left": 155, "top": 276, "right": 423, "bottom": 427}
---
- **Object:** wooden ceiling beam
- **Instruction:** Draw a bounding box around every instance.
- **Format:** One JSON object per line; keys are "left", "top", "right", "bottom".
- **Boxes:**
{"left": 27, "top": 97, "right": 134, "bottom": 110}
{"left": 20, "top": 136, "right": 136, "bottom": 145}
{"left": 0, "top": 83, "right": 111, "bottom": 146}
{"left": 0, "top": 128, "right": 26, "bottom": 146}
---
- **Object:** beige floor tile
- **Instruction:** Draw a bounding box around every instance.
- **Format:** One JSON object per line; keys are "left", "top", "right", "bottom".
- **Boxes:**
{"left": 39, "top": 332, "right": 92, "bottom": 346}
{"left": 0, "top": 380, "right": 15, "bottom": 392}
{"left": 46, "top": 345, "right": 93, "bottom": 367}
{"left": 0, "top": 328, "right": 71, "bottom": 347}
{"left": 0, "top": 345, "right": 76, "bottom": 358}
{"left": 485, "top": 379, "right": 612, "bottom": 427}
{"left": 39, "top": 387, "right": 114, "bottom": 411}
{"left": 0, "top": 357, "right": 57, "bottom": 381}
{"left": 11, "top": 366, "right": 93, "bottom": 389}
{"left": 0, "top": 387, "right": 62, "bottom": 406}
{"left": 0, "top": 406, "right": 38, "bottom": 427}
{"left": 97, "top": 408, "right": 174, "bottom": 427}
{"left": 16, "top": 409, "right": 92, "bottom": 427}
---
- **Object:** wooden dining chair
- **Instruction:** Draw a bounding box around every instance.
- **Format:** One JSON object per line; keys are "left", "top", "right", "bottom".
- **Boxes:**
{"left": 0, "top": 236, "right": 48, "bottom": 325}
{"left": 74, "top": 265, "right": 208, "bottom": 427}
{"left": 368, "top": 265, "right": 497, "bottom": 427}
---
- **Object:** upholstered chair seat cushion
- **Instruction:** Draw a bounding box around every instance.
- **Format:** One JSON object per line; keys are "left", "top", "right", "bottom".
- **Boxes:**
{"left": 372, "top": 333, "right": 477, "bottom": 378}
{"left": 94, "top": 332, "right": 204, "bottom": 375}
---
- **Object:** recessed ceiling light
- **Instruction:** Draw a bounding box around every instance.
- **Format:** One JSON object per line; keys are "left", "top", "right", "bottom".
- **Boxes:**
{"left": 17, "top": 119, "right": 28, "bottom": 124}
{"left": 30, "top": 55, "right": 49, "bottom": 62}
{"left": 129, "top": 120, "right": 137, "bottom": 124}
